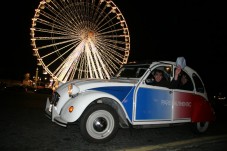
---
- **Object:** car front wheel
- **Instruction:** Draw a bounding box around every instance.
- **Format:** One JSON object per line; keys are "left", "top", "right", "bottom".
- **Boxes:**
{"left": 80, "top": 103, "right": 119, "bottom": 143}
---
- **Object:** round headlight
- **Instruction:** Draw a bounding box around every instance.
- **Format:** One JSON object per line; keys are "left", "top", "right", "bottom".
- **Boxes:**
{"left": 68, "top": 84, "right": 79, "bottom": 97}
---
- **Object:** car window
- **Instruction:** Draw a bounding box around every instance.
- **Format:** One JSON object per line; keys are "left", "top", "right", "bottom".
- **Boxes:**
{"left": 114, "top": 65, "right": 149, "bottom": 78}
{"left": 176, "top": 70, "right": 194, "bottom": 91}
{"left": 145, "top": 65, "right": 172, "bottom": 87}
{"left": 136, "top": 68, "right": 147, "bottom": 78}
{"left": 153, "top": 66, "right": 172, "bottom": 82}
{"left": 192, "top": 73, "right": 204, "bottom": 93}
{"left": 118, "top": 68, "right": 136, "bottom": 78}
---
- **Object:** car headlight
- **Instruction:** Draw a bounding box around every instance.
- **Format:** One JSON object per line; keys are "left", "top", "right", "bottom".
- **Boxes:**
{"left": 68, "top": 84, "right": 79, "bottom": 97}
{"left": 68, "top": 84, "right": 73, "bottom": 96}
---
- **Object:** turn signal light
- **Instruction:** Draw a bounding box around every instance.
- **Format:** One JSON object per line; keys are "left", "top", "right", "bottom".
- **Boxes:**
{"left": 69, "top": 106, "right": 74, "bottom": 113}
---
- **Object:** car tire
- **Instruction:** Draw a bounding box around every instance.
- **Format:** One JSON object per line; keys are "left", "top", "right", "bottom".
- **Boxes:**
{"left": 192, "top": 121, "right": 209, "bottom": 134}
{"left": 79, "top": 103, "right": 119, "bottom": 143}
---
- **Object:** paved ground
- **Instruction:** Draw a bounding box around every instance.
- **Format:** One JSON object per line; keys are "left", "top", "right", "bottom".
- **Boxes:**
{"left": 1, "top": 91, "right": 227, "bottom": 151}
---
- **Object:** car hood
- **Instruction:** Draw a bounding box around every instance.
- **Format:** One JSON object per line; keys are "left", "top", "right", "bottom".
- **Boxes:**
{"left": 56, "top": 78, "right": 138, "bottom": 94}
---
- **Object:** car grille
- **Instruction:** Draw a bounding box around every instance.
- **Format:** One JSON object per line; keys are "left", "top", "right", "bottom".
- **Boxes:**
{"left": 50, "top": 92, "right": 60, "bottom": 106}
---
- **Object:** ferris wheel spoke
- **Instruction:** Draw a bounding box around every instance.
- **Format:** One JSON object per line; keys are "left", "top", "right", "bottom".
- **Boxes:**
{"left": 99, "top": 52, "right": 123, "bottom": 73}
{"left": 96, "top": 22, "right": 121, "bottom": 35}
{"left": 53, "top": 41, "right": 85, "bottom": 81}
{"left": 40, "top": 40, "right": 78, "bottom": 59}
{"left": 50, "top": 0, "right": 75, "bottom": 22}
{"left": 96, "top": 42, "right": 123, "bottom": 63}
{"left": 77, "top": 53, "right": 87, "bottom": 78}
{"left": 38, "top": 8, "right": 73, "bottom": 32}
{"left": 91, "top": 2, "right": 106, "bottom": 25}
{"left": 34, "top": 27, "right": 72, "bottom": 37}
{"left": 96, "top": 15, "right": 122, "bottom": 33}
{"left": 41, "top": 3, "right": 84, "bottom": 35}
{"left": 34, "top": 38, "right": 76, "bottom": 52}
{"left": 88, "top": 39, "right": 107, "bottom": 79}
{"left": 97, "top": 41, "right": 126, "bottom": 59}
{"left": 38, "top": 10, "right": 71, "bottom": 30}
{"left": 45, "top": 42, "right": 77, "bottom": 67}
{"left": 36, "top": 17, "right": 79, "bottom": 36}
{"left": 93, "top": 49, "right": 120, "bottom": 75}
{"left": 88, "top": 1, "right": 98, "bottom": 23}
{"left": 89, "top": 40, "right": 110, "bottom": 78}
{"left": 90, "top": 1, "right": 103, "bottom": 25}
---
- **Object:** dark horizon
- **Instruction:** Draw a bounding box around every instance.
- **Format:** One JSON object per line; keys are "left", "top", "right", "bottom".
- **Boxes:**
{"left": 0, "top": 0, "right": 226, "bottom": 92}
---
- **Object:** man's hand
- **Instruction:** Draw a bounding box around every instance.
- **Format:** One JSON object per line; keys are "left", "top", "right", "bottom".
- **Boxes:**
{"left": 174, "top": 66, "right": 182, "bottom": 80}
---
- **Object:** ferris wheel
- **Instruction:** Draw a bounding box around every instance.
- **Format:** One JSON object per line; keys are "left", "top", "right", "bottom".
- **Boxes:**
{"left": 30, "top": 0, "right": 130, "bottom": 83}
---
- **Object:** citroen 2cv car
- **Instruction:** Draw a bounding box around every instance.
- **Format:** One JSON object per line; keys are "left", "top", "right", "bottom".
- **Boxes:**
{"left": 45, "top": 60, "right": 215, "bottom": 143}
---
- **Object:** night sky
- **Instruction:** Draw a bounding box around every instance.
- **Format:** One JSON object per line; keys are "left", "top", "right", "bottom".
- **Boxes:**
{"left": 1, "top": 0, "right": 226, "bottom": 93}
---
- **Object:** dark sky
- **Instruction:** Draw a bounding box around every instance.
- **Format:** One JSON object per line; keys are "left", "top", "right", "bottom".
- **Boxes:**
{"left": 1, "top": 0, "right": 226, "bottom": 92}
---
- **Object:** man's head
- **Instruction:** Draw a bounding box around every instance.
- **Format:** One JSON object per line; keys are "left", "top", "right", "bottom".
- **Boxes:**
{"left": 181, "top": 74, "right": 188, "bottom": 85}
{"left": 154, "top": 70, "right": 163, "bottom": 82}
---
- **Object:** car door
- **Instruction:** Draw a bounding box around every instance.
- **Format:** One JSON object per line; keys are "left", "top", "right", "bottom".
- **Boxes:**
{"left": 134, "top": 65, "right": 174, "bottom": 121}
{"left": 172, "top": 70, "right": 195, "bottom": 121}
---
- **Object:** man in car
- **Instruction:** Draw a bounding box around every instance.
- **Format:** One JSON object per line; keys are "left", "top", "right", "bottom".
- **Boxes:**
{"left": 151, "top": 66, "right": 181, "bottom": 88}
{"left": 178, "top": 73, "right": 193, "bottom": 91}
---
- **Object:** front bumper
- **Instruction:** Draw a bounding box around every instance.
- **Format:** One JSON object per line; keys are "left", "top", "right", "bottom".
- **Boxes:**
{"left": 45, "top": 97, "right": 68, "bottom": 127}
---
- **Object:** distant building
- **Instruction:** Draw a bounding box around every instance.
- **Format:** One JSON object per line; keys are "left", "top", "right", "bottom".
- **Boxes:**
{"left": 22, "top": 79, "right": 33, "bottom": 87}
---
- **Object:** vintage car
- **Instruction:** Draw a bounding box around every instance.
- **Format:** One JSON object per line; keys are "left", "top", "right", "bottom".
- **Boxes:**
{"left": 45, "top": 60, "right": 215, "bottom": 143}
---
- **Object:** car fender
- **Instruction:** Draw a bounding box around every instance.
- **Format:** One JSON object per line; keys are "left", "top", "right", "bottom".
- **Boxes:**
{"left": 191, "top": 98, "right": 215, "bottom": 122}
{"left": 60, "top": 90, "right": 126, "bottom": 123}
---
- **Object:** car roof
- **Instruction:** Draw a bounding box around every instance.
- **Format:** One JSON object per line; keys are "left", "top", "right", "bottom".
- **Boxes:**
{"left": 124, "top": 60, "right": 199, "bottom": 77}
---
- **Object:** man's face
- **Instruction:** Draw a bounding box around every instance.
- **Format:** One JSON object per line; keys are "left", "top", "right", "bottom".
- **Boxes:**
{"left": 181, "top": 75, "right": 188, "bottom": 84}
{"left": 154, "top": 72, "right": 163, "bottom": 82}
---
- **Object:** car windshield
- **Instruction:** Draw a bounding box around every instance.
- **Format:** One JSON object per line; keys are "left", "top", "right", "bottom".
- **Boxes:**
{"left": 112, "top": 64, "right": 150, "bottom": 78}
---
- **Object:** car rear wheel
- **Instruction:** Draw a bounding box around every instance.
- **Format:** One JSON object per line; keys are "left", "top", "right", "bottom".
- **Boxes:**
{"left": 192, "top": 121, "right": 209, "bottom": 133}
{"left": 80, "top": 103, "right": 119, "bottom": 143}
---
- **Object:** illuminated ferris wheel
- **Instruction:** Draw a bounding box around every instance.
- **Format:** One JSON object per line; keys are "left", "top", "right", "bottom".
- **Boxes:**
{"left": 30, "top": 0, "right": 130, "bottom": 83}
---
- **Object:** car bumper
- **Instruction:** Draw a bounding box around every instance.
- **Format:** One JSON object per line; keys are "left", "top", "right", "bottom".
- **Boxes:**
{"left": 45, "top": 97, "right": 68, "bottom": 127}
